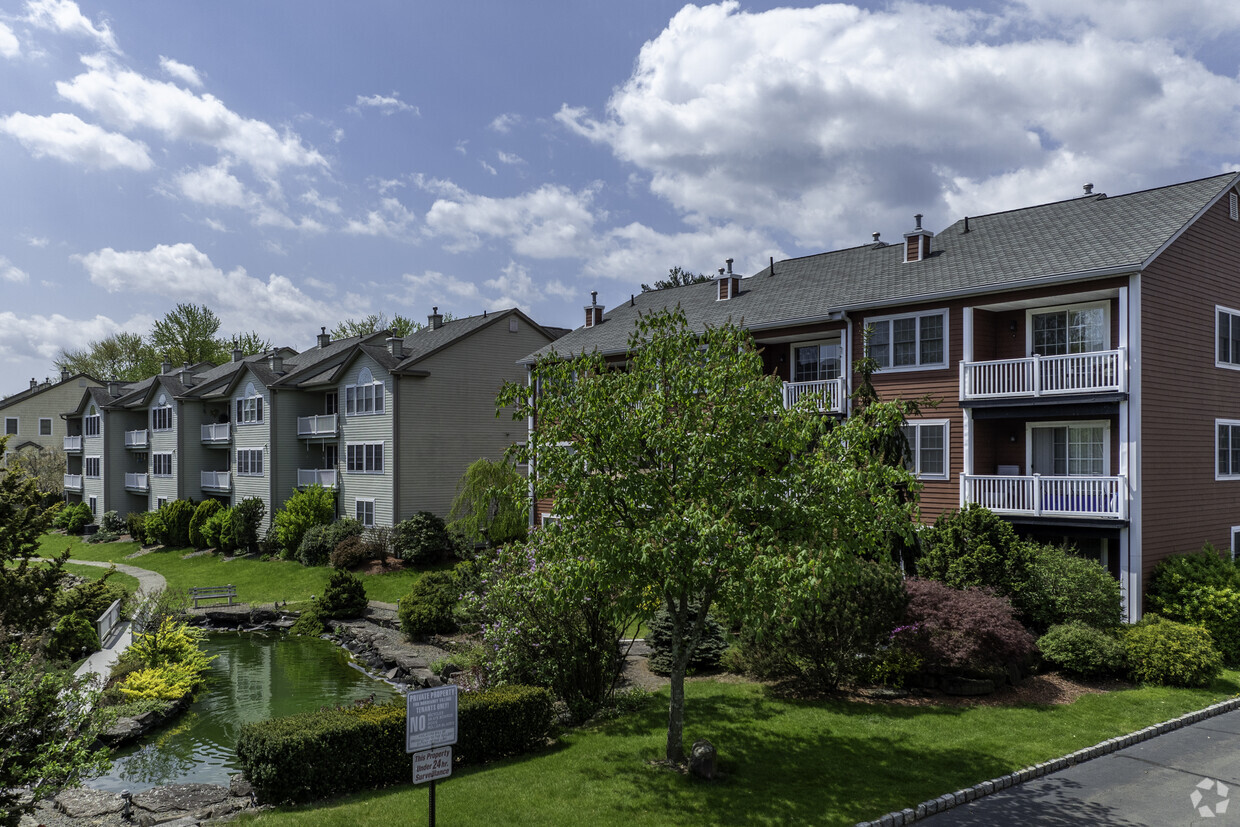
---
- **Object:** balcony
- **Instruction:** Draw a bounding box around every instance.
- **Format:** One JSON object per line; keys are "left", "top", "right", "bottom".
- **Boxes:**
{"left": 125, "top": 429, "right": 149, "bottom": 449}
{"left": 297, "top": 414, "right": 338, "bottom": 438}
{"left": 63, "top": 473, "right": 83, "bottom": 491}
{"left": 960, "top": 349, "right": 1126, "bottom": 401}
{"left": 64, "top": 435, "right": 82, "bottom": 452}
{"left": 201, "top": 423, "right": 231, "bottom": 444}
{"left": 124, "top": 472, "right": 149, "bottom": 493}
{"left": 961, "top": 474, "right": 1127, "bottom": 520}
{"left": 297, "top": 468, "right": 337, "bottom": 489}
{"left": 201, "top": 470, "right": 231, "bottom": 492}
{"left": 783, "top": 379, "right": 846, "bottom": 413}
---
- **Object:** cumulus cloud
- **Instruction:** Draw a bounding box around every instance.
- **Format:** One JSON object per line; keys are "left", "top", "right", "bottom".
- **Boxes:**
{"left": 344, "top": 197, "right": 418, "bottom": 239}
{"left": 159, "top": 55, "right": 203, "bottom": 87}
{"left": 496, "top": 150, "right": 524, "bottom": 166}
{"left": 300, "top": 188, "right": 341, "bottom": 214}
{"left": 0, "top": 112, "right": 152, "bottom": 170}
{"left": 488, "top": 113, "right": 520, "bottom": 133}
{"left": 24, "top": 0, "right": 117, "bottom": 52}
{"left": 353, "top": 92, "right": 418, "bottom": 115}
{"left": 423, "top": 182, "right": 599, "bottom": 257}
{"left": 0, "top": 310, "right": 149, "bottom": 364}
{"left": 0, "top": 22, "right": 19, "bottom": 58}
{"left": 1016, "top": 0, "right": 1240, "bottom": 41}
{"left": 0, "top": 256, "right": 29, "bottom": 284}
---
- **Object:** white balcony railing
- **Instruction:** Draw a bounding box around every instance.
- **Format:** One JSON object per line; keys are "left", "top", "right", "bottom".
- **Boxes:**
{"left": 297, "top": 468, "right": 337, "bottom": 488}
{"left": 63, "top": 435, "right": 82, "bottom": 451}
{"left": 63, "top": 473, "right": 83, "bottom": 490}
{"left": 297, "top": 414, "right": 338, "bottom": 437}
{"left": 782, "top": 379, "right": 846, "bottom": 413}
{"left": 201, "top": 470, "right": 231, "bottom": 491}
{"left": 961, "top": 474, "right": 1126, "bottom": 520}
{"left": 960, "top": 348, "right": 1126, "bottom": 400}
{"left": 124, "top": 472, "right": 149, "bottom": 492}
{"left": 201, "top": 423, "right": 231, "bottom": 443}
{"left": 125, "top": 429, "right": 149, "bottom": 448}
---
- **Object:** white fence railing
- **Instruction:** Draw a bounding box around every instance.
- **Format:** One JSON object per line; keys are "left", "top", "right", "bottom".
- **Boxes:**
{"left": 297, "top": 468, "right": 337, "bottom": 488}
{"left": 201, "top": 423, "right": 231, "bottom": 443}
{"left": 96, "top": 598, "right": 121, "bottom": 646}
{"left": 297, "top": 413, "right": 338, "bottom": 437}
{"left": 124, "top": 429, "right": 149, "bottom": 448}
{"left": 124, "top": 472, "right": 149, "bottom": 491}
{"left": 63, "top": 435, "right": 82, "bottom": 451}
{"left": 63, "top": 473, "right": 83, "bottom": 490}
{"left": 782, "top": 379, "right": 846, "bottom": 413}
{"left": 961, "top": 474, "right": 1126, "bottom": 519}
{"left": 201, "top": 470, "right": 231, "bottom": 491}
{"left": 960, "top": 348, "right": 1125, "bottom": 400}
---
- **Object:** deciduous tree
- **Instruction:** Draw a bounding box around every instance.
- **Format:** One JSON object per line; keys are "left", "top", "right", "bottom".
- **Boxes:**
{"left": 640, "top": 265, "right": 712, "bottom": 292}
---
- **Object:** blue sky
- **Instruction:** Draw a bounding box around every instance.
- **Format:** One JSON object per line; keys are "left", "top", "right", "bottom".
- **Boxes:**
{"left": 1, "top": 0, "right": 1238, "bottom": 391}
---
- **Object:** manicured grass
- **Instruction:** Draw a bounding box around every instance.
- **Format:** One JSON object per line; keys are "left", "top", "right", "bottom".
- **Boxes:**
{"left": 236, "top": 674, "right": 1240, "bottom": 826}
{"left": 60, "top": 560, "right": 142, "bottom": 596}
{"left": 39, "top": 535, "right": 435, "bottom": 606}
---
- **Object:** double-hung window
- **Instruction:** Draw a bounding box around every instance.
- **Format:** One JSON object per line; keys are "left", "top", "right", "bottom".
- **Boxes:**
{"left": 237, "top": 448, "right": 263, "bottom": 476}
{"left": 236, "top": 383, "right": 264, "bottom": 424}
{"left": 1217, "top": 420, "right": 1240, "bottom": 479}
{"left": 152, "top": 394, "right": 173, "bottom": 430}
{"left": 355, "top": 498, "right": 375, "bottom": 528}
{"left": 4, "top": 417, "right": 16, "bottom": 435}
{"left": 39, "top": 418, "right": 52, "bottom": 436}
{"left": 1217, "top": 307, "right": 1240, "bottom": 369}
{"left": 345, "top": 368, "right": 385, "bottom": 416}
{"left": 346, "top": 442, "right": 384, "bottom": 473}
{"left": 152, "top": 453, "right": 172, "bottom": 477}
{"left": 84, "top": 456, "right": 101, "bottom": 478}
{"left": 84, "top": 409, "right": 100, "bottom": 436}
{"left": 900, "top": 420, "right": 949, "bottom": 480}
{"left": 866, "top": 310, "right": 947, "bottom": 370}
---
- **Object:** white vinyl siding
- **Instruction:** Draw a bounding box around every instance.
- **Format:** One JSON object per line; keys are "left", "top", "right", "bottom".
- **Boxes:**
{"left": 237, "top": 448, "right": 263, "bottom": 476}
{"left": 865, "top": 310, "right": 947, "bottom": 371}
{"left": 900, "top": 420, "right": 949, "bottom": 480}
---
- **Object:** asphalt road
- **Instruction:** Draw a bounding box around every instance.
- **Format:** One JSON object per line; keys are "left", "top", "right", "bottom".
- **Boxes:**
{"left": 918, "top": 708, "right": 1240, "bottom": 826}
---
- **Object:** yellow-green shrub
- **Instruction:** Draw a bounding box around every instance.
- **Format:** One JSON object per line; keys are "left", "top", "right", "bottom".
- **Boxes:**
{"left": 119, "top": 662, "right": 204, "bottom": 700}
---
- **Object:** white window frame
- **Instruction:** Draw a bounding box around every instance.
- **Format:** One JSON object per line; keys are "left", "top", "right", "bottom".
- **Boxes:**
{"left": 1217, "top": 419, "right": 1240, "bottom": 480}
{"left": 151, "top": 406, "right": 173, "bottom": 431}
{"left": 156, "top": 497, "right": 168, "bottom": 510}
{"left": 237, "top": 448, "right": 263, "bottom": 476}
{"left": 4, "top": 417, "right": 16, "bottom": 436}
{"left": 540, "top": 513, "right": 561, "bottom": 527}
{"left": 864, "top": 309, "right": 948, "bottom": 372}
{"left": 236, "top": 382, "right": 264, "bottom": 425}
{"left": 1231, "top": 526, "right": 1240, "bottom": 561}
{"left": 344, "top": 368, "right": 385, "bottom": 417}
{"left": 1025, "top": 419, "right": 1111, "bottom": 477}
{"left": 84, "top": 407, "right": 100, "bottom": 437}
{"left": 1216, "top": 305, "right": 1240, "bottom": 371}
{"left": 346, "top": 442, "right": 384, "bottom": 474}
{"left": 39, "top": 417, "right": 52, "bottom": 436}
{"left": 152, "top": 453, "right": 173, "bottom": 477}
{"left": 791, "top": 338, "right": 843, "bottom": 384}
{"left": 355, "top": 498, "right": 376, "bottom": 528}
{"left": 1027, "top": 301, "right": 1110, "bottom": 357}
{"left": 901, "top": 419, "right": 950, "bottom": 480}
{"left": 84, "top": 456, "right": 101, "bottom": 478}
{"left": 88, "top": 496, "right": 97, "bottom": 515}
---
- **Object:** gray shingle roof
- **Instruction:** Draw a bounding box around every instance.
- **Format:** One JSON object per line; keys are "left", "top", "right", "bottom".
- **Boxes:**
{"left": 525, "top": 172, "right": 1238, "bottom": 361}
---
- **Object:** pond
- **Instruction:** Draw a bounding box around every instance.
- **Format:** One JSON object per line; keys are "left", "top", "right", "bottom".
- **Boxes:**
{"left": 89, "top": 632, "right": 401, "bottom": 793}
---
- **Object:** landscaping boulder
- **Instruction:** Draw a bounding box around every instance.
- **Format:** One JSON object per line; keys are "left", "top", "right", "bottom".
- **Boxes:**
{"left": 55, "top": 788, "right": 124, "bottom": 818}
{"left": 689, "top": 739, "right": 718, "bottom": 780}
{"left": 133, "top": 782, "right": 229, "bottom": 814}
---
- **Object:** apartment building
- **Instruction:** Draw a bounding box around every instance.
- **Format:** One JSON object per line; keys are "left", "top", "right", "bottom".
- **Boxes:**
{"left": 523, "top": 172, "right": 1240, "bottom": 620}
{"left": 0, "top": 371, "right": 101, "bottom": 469}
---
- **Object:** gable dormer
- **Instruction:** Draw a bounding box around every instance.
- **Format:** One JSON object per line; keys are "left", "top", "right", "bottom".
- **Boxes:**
{"left": 904, "top": 214, "right": 933, "bottom": 263}
{"left": 717, "top": 258, "right": 740, "bottom": 301}
{"left": 584, "top": 291, "right": 604, "bottom": 328}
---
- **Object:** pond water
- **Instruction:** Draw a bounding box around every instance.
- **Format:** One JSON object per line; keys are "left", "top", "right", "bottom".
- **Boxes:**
{"left": 89, "top": 632, "right": 401, "bottom": 793}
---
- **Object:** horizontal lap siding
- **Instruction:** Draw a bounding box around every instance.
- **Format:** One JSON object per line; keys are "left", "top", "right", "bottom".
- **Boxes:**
{"left": 338, "top": 353, "right": 394, "bottom": 528}
{"left": 272, "top": 388, "right": 314, "bottom": 519}
{"left": 150, "top": 398, "right": 178, "bottom": 505}
{"left": 1141, "top": 189, "right": 1240, "bottom": 580}
{"left": 232, "top": 370, "right": 273, "bottom": 532}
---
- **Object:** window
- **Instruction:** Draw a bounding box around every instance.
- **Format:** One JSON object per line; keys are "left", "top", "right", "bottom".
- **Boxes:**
{"left": 4, "top": 417, "right": 16, "bottom": 435}
{"left": 84, "top": 456, "right": 101, "bottom": 478}
{"left": 325, "top": 391, "right": 337, "bottom": 415}
{"left": 792, "top": 341, "right": 841, "bottom": 383}
{"left": 1218, "top": 420, "right": 1240, "bottom": 479}
{"left": 900, "top": 420, "right": 949, "bottom": 479}
{"left": 345, "top": 368, "right": 385, "bottom": 416}
{"left": 1231, "top": 526, "right": 1240, "bottom": 561}
{"left": 1217, "top": 307, "right": 1240, "bottom": 368}
{"left": 152, "top": 453, "right": 172, "bottom": 477}
{"left": 156, "top": 497, "right": 167, "bottom": 510}
{"left": 866, "top": 310, "right": 947, "bottom": 370}
{"left": 236, "top": 382, "right": 264, "bottom": 424}
{"left": 355, "top": 498, "right": 375, "bottom": 528}
{"left": 88, "top": 496, "right": 97, "bottom": 515}
{"left": 346, "top": 442, "right": 384, "bottom": 473}
{"left": 1031, "top": 304, "right": 1107, "bottom": 356}
{"left": 1030, "top": 422, "right": 1107, "bottom": 476}
{"left": 237, "top": 448, "right": 263, "bottom": 476}
{"left": 39, "top": 418, "right": 51, "bottom": 436}
{"left": 84, "top": 407, "right": 100, "bottom": 437}
{"left": 152, "top": 394, "right": 173, "bottom": 430}
{"left": 323, "top": 444, "right": 338, "bottom": 468}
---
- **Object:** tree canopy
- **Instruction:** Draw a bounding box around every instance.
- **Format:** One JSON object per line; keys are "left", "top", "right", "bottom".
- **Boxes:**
{"left": 640, "top": 265, "right": 712, "bottom": 292}
{"left": 331, "top": 311, "right": 429, "bottom": 340}
{"left": 446, "top": 457, "right": 528, "bottom": 548}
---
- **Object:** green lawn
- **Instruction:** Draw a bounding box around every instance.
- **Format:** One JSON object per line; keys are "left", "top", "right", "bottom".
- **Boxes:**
{"left": 38, "top": 535, "right": 435, "bottom": 605}
{"left": 236, "top": 674, "right": 1240, "bottom": 826}
{"left": 60, "top": 560, "right": 142, "bottom": 596}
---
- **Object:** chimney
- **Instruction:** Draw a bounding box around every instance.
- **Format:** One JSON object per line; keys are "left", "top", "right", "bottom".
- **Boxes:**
{"left": 584, "top": 292, "right": 604, "bottom": 328}
{"left": 107, "top": 381, "right": 122, "bottom": 398}
{"left": 60, "top": 368, "right": 69, "bottom": 383}
{"left": 386, "top": 336, "right": 404, "bottom": 358}
{"left": 428, "top": 306, "right": 444, "bottom": 331}
{"left": 317, "top": 326, "right": 331, "bottom": 348}
{"left": 716, "top": 258, "right": 741, "bottom": 301}
{"left": 268, "top": 348, "right": 284, "bottom": 375}
{"left": 29, "top": 377, "right": 37, "bottom": 390}
{"left": 903, "top": 214, "right": 933, "bottom": 263}
{"left": 183, "top": 371, "right": 195, "bottom": 388}
{"left": 232, "top": 345, "right": 243, "bottom": 362}
{"left": 161, "top": 355, "right": 172, "bottom": 374}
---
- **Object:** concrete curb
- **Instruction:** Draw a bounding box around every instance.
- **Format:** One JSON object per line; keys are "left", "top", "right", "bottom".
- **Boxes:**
{"left": 855, "top": 695, "right": 1240, "bottom": 827}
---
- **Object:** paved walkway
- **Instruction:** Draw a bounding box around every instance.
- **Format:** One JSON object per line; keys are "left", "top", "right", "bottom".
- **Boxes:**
{"left": 917, "top": 708, "right": 1240, "bottom": 826}
{"left": 64, "top": 559, "right": 166, "bottom": 684}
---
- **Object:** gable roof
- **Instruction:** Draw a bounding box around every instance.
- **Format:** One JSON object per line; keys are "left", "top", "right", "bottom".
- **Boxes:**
{"left": 0, "top": 373, "right": 100, "bottom": 410}
{"left": 524, "top": 172, "right": 1240, "bottom": 362}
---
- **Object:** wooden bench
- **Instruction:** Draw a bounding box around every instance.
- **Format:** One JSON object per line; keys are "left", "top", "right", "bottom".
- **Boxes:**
{"left": 190, "top": 584, "right": 237, "bottom": 609}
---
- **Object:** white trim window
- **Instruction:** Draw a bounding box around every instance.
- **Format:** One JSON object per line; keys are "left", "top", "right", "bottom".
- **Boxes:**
{"left": 346, "top": 442, "right": 384, "bottom": 473}
{"left": 88, "top": 496, "right": 97, "bottom": 514}
{"left": 1217, "top": 420, "right": 1240, "bottom": 480}
{"left": 156, "top": 497, "right": 168, "bottom": 510}
{"left": 1231, "top": 526, "right": 1240, "bottom": 561}
{"left": 792, "top": 340, "right": 842, "bottom": 383}
{"left": 900, "top": 419, "right": 949, "bottom": 480}
{"left": 236, "top": 382, "right": 264, "bottom": 424}
{"left": 4, "top": 417, "right": 16, "bottom": 435}
{"left": 1029, "top": 302, "right": 1108, "bottom": 356}
{"left": 1217, "top": 306, "right": 1240, "bottom": 369}
{"left": 237, "top": 448, "right": 263, "bottom": 476}
{"left": 152, "top": 453, "right": 172, "bottom": 477}
{"left": 152, "top": 394, "right": 173, "bottom": 430}
{"left": 84, "top": 406, "right": 100, "bottom": 437}
{"left": 355, "top": 498, "right": 376, "bottom": 528}
{"left": 345, "top": 367, "right": 385, "bottom": 416}
{"left": 1028, "top": 420, "right": 1109, "bottom": 477}
{"left": 866, "top": 310, "right": 947, "bottom": 371}
{"left": 84, "top": 456, "right": 101, "bottom": 478}
{"left": 39, "top": 417, "right": 52, "bottom": 436}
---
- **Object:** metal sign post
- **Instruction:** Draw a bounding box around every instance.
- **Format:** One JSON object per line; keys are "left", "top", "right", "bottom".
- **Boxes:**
{"left": 407, "top": 685, "right": 458, "bottom": 826}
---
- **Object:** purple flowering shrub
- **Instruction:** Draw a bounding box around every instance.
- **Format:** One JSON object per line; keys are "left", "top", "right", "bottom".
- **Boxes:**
{"left": 901, "top": 578, "right": 1036, "bottom": 674}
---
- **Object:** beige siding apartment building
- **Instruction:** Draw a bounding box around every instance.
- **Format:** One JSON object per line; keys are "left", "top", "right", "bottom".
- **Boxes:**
{"left": 0, "top": 371, "right": 101, "bottom": 471}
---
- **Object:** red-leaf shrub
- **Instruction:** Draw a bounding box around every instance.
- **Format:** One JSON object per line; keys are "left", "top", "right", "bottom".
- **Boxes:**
{"left": 900, "top": 578, "right": 1036, "bottom": 673}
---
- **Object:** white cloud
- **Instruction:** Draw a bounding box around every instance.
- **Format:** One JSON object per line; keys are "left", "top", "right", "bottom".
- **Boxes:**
{"left": 159, "top": 55, "right": 203, "bottom": 88}
{"left": 300, "top": 188, "right": 341, "bottom": 214}
{"left": 353, "top": 92, "right": 418, "bottom": 115}
{"left": 344, "top": 197, "right": 418, "bottom": 239}
{"left": 58, "top": 54, "right": 326, "bottom": 179}
{"left": 174, "top": 163, "right": 252, "bottom": 209}
{"left": 454, "top": 139, "right": 468, "bottom": 155}
{"left": 423, "top": 182, "right": 599, "bottom": 257}
{"left": 0, "top": 256, "right": 29, "bottom": 283}
{"left": 0, "top": 310, "right": 150, "bottom": 364}
{"left": 496, "top": 151, "right": 524, "bottom": 166}
{"left": 587, "top": 221, "right": 781, "bottom": 286}
{"left": 1016, "top": 0, "right": 1240, "bottom": 41}
{"left": 479, "top": 160, "right": 497, "bottom": 176}
{"left": 0, "top": 22, "right": 19, "bottom": 58}
{"left": 0, "top": 112, "right": 152, "bottom": 170}
{"left": 488, "top": 113, "right": 520, "bottom": 133}
{"left": 402, "top": 261, "right": 576, "bottom": 317}
{"left": 24, "top": 235, "right": 49, "bottom": 248}
{"left": 24, "top": 0, "right": 118, "bottom": 52}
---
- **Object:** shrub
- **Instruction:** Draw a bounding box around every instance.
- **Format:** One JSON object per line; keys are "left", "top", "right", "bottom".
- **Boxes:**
{"left": 54, "top": 569, "right": 125, "bottom": 622}
{"left": 1179, "top": 586, "right": 1240, "bottom": 665}
{"left": 398, "top": 571, "right": 458, "bottom": 639}
{"left": 189, "top": 500, "right": 224, "bottom": 549}
{"left": 57, "top": 502, "right": 93, "bottom": 535}
{"left": 126, "top": 511, "right": 149, "bottom": 544}
{"left": 917, "top": 504, "right": 1037, "bottom": 618}
{"left": 1025, "top": 544, "right": 1123, "bottom": 632}
{"left": 119, "top": 662, "right": 204, "bottom": 700}
{"left": 1125, "top": 615, "right": 1222, "bottom": 688}
{"left": 393, "top": 511, "right": 452, "bottom": 565}
{"left": 273, "top": 485, "right": 335, "bottom": 557}
{"left": 203, "top": 509, "right": 228, "bottom": 551}
{"left": 99, "top": 510, "right": 125, "bottom": 534}
{"left": 1038, "top": 622, "right": 1127, "bottom": 680}
{"left": 298, "top": 518, "right": 364, "bottom": 567}
{"left": 289, "top": 604, "right": 327, "bottom": 636}
{"left": 49, "top": 613, "right": 99, "bottom": 660}
{"left": 328, "top": 535, "right": 381, "bottom": 570}
{"left": 901, "top": 578, "right": 1036, "bottom": 674}
{"left": 1146, "top": 545, "right": 1240, "bottom": 615}
{"left": 648, "top": 603, "right": 729, "bottom": 675}
{"left": 237, "top": 686, "right": 553, "bottom": 804}
{"left": 231, "top": 497, "right": 266, "bottom": 553}
{"left": 159, "top": 499, "right": 196, "bottom": 548}
{"left": 319, "top": 569, "right": 368, "bottom": 619}
{"left": 143, "top": 511, "right": 168, "bottom": 546}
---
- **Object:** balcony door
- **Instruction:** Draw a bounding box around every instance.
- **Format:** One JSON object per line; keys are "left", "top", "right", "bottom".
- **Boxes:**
{"left": 1029, "top": 422, "right": 1107, "bottom": 477}
{"left": 792, "top": 341, "right": 841, "bottom": 383}
{"left": 1030, "top": 304, "right": 1107, "bottom": 356}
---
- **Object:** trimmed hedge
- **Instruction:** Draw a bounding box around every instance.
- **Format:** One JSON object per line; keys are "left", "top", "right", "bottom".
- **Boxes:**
{"left": 236, "top": 685, "right": 553, "bottom": 804}
{"left": 1124, "top": 615, "right": 1222, "bottom": 688}
{"left": 1037, "top": 622, "right": 1126, "bottom": 680}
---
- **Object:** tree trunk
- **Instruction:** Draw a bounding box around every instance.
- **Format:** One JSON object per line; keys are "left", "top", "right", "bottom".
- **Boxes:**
{"left": 665, "top": 601, "right": 690, "bottom": 764}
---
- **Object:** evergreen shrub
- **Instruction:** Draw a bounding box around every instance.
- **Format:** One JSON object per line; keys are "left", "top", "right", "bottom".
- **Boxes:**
{"left": 49, "top": 613, "right": 99, "bottom": 660}
{"left": 297, "top": 518, "right": 364, "bottom": 567}
{"left": 397, "top": 571, "right": 458, "bottom": 639}
{"left": 1179, "top": 586, "right": 1240, "bottom": 665}
{"left": 159, "top": 499, "right": 196, "bottom": 547}
{"left": 273, "top": 485, "right": 334, "bottom": 558}
{"left": 100, "top": 510, "right": 125, "bottom": 534}
{"left": 648, "top": 604, "right": 729, "bottom": 675}
{"left": 126, "top": 511, "right": 149, "bottom": 544}
{"left": 1025, "top": 545, "right": 1123, "bottom": 632}
{"left": 143, "top": 511, "right": 168, "bottom": 546}
{"left": 231, "top": 497, "right": 266, "bottom": 552}
{"left": 393, "top": 511, "right": 452, "bottom": 565}
{"left": 1125, "top": 615, "right": 1222, "bottom": 688}
{"left": 1146, "top": 545, "right": 1240, "bottom": 615}
{"left": 1037, "top": 622, "right": 1127, "bottom": 680}
{"left": 917, "top": 504, "right": 1036, "bottom": 618}
{"left": 189, "top": 500, "right": 223, "bottom": 549}
{"left": 319, "top": 569, "right": 368, "bottom": 619}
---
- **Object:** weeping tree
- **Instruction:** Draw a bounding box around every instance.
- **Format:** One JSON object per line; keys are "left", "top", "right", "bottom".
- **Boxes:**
{"left": 446, "top": 457, "right": 528, "bottom": 548}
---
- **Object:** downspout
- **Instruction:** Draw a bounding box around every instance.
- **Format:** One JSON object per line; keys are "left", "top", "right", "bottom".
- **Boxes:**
{"left": 392, "top": 375, "right": 401, "bottom": 524}
{"left": 527, "top": 365, "right": 536, "bottom": 529}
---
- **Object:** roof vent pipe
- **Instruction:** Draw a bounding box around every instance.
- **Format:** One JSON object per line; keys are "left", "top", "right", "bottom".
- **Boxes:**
{"left": 769, "top": 256, "right": 774, "bottom": 277}
{"left": 726, "top": 258, "right": 733, "bottom": 275}
{"left": 1083, "top": 183, "right": 1094, "bottom": 195}
{"left": 584, "top": 292, "right": 604, "bottom": 328}
{"left": 963, "top": 216, "right": 970, "bottom": 234}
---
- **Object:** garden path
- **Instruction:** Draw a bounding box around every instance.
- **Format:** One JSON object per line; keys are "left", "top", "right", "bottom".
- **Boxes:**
{"left": 65, "top": 559, "right": 166, "bottom": 684}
